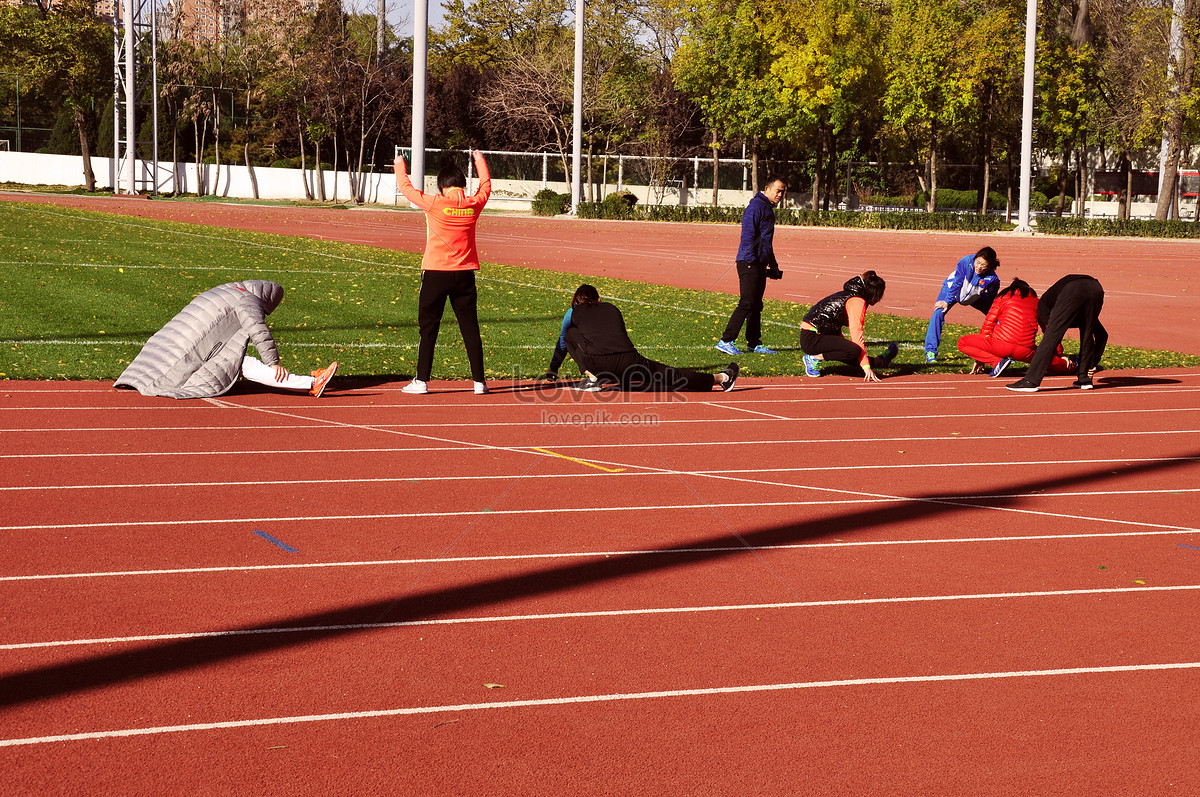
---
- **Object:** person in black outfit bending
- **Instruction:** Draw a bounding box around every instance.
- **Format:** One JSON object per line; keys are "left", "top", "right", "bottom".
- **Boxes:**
{"left": 1006, "top": 274, "right": 1106, "bottom": 392}
{"left": 564, "top": 285, "right": 740, "bottom": 392}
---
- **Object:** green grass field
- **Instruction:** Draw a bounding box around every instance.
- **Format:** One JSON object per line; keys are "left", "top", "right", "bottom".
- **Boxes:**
{"left": 1, "top": 200, "right": 1195, "bottom": 381}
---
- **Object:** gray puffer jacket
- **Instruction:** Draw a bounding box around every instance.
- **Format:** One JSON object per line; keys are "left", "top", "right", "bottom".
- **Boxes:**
{"left": 114, "top": 280, "right": 284, "bottom": 399}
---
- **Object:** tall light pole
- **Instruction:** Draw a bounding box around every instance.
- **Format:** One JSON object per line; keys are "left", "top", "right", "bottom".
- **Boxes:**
{"left": 1016, "top": 0, "right": 1038, "bottom": 233}
{"left": 570, "top": 0, "right": 584, "bottom": 214}
{"left": 410, "top": 0, "right": 428, "bottom": 194}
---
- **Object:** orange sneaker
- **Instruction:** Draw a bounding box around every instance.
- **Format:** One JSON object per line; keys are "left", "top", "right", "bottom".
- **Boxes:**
{"left": 310, "top": 361, "right": 338, "bottom": 397}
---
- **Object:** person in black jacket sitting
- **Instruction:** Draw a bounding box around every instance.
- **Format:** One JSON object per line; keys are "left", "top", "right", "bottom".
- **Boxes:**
{"left": 564, "top": 284, "right": 739, "bottom": 392}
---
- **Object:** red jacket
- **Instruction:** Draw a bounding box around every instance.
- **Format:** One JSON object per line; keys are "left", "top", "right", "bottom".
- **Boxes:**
{"left": 980, "top": 293, "right": 1038, "bottom": 348}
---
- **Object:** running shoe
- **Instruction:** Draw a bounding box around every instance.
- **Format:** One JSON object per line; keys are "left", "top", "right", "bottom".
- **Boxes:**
{"left": 716, "top": 339, "right": 744, "bottom": 356}
{"left": 1072, "top": 376, "right": 1094, "bottom": 390}
{"left": 803, "top": 354, "right": 821, "bottom": 378}
{"left": 474, "top": 381, "right": 490, "bottom": 395}
{"left": 309, "top": 361, "right": 338, "bottom": 397}
{"left": 751, "top": 344, "right": 776, "bottom": 354}
{"left": 573, "top": 371, "right": 603, "bottom": 392}
{"left": 719, "top": 362, "right": 740, "bottom": 391}
{"left": 401, "top": 379, "right": 428, "bottom": 394}
{"left": 925, "top": 351, "right": 938, "bottom": 364}
{"left": 989, "top": 357, "right": 1014, "bottom": 378}
{"left": 881, "top": 342, "right": 899, "bottom": 365}
{"left": 1005, "top": 378, "right": 1039, "bottom": 393}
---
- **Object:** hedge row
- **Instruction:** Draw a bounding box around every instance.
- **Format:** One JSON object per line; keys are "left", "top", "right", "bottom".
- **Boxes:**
{"left": 573, "top": 201, "right": 1013, "bottom": 231}
{"left": 1036, "top": 216, "right": 1200, "bottom": 238}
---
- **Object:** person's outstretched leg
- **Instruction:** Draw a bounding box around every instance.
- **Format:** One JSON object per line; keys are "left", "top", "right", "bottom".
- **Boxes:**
{"left": 924, "top": 307, "right": 946, "bottom": 358}
{"left": 240, "top": 356, "right": 314, "bottom": 392}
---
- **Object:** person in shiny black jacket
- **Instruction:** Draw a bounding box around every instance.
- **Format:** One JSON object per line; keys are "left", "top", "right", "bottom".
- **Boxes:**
{"left": 800, "top": 271, "right": 898, "bottom": 383}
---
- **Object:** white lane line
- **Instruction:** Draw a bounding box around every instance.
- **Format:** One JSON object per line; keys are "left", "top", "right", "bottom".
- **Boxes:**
{"left": 5, "top": 525, "right": 1198, "bottom": 584}
{"left": 4, "top": 459, "right": 1199, "bottom": 492}
{"left": 5, "top": 428, "right": 1200, "bottom": 459}
{"left": 700, "top": 401, "right": 792, "bottom": 420}
{"left": 6, "top": 584, "right": 1198, "bottom": 651}
{"left": 4, "top": 661, "right": 1199, "bottom": 748}
{"left": 7, "top": 396, "right": 1200, "bottom": 414}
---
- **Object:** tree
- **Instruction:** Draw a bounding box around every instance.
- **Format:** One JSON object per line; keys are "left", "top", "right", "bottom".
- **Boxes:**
{"left": 882, "top": 0, "right": 980, "bottom": 211}
{"left": 765, "top": 0, "right": 885, "bottom": 210}
{"left": 674, "top": 0, "right": 780, "bottom": 193}
{"left": 0, "top": 0, "right": 112, "bottom": 190}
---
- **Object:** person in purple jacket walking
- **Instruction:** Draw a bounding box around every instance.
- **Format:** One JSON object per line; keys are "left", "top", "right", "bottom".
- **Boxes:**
{"left": 923, "top": 246, "right": 1001, "bottom": 362}
{"left": 716, "top": 176, "right": 787, "bottom": 356}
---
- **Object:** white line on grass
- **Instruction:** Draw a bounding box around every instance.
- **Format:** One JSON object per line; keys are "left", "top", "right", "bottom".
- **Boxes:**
{"left": 3, "top": 661, "right": 1199, "bottom": 748}
{"left": 5, "top": 584, "right": 1198, "bottom": 651}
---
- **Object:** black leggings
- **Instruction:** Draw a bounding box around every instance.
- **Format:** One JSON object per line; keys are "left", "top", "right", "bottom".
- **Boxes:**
{"left": 800, "top": 329, "right": 864, "bottom": 366}
{"left": 566, "top": 345, "right": 715, "bottom": 392}
{"left": 415, "top": 270, "right": 485, "bottom": 382}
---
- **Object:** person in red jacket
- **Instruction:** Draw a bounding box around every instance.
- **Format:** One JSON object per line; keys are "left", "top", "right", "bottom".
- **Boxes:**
{"left": 956, "top": 278, "right": 1073, "bottom": 378}
{"left": 395, "top": 150, "right": 492, "bottom": 395}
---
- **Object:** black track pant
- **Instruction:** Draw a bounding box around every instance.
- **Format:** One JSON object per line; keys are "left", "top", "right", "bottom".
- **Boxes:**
{"left": 1025, "top": 278, "right": 1107, "bottom": 386}
{"left": 416, "top": 270, "right": 485, "bottom": 383}
{"left": 721, "top": 261, "right": 767, "bottom": 347}
{"left": 565, "top": 339, "right": 715, "bottom": 392}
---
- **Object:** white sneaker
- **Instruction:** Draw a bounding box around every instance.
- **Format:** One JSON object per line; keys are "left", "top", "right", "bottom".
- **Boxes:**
{"left": 401, "top": 379, "right": 428, "bottom": 394}
{"left": 474, "top": 381, "right": 489, "bottom": 395}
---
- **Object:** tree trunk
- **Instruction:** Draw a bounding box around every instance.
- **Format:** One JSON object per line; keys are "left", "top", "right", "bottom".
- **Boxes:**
{"left": 586, "top": 138, "right": 594, "bottom": 203}
{"left": 297, "top": 116, "right": 313, "bottom": 201}
{"left": 981, "top": 160, "right": 991, "bottom": 214}
{"left": 1121, "top": 154, "right": 1132, "bottom": 221}
{"left": 315, "top": 139, "right": 326, "bottom": 201}
{"left": 711, "top": 129, "right": 720, "bottom": 206}
{"left": 751, "top": 136, "right": 759, "bottom": 194}
{"left": 73, "top": 106, "right": 96, "bottom": 192}
{"left": 1056, "top": 146, "right": 1069, "bottom": 217}
{"left": 927, "top": 146, "right": 938, "bottom": 212}
{"left": 812, "top": 128, "right": 824, "bottom": 212}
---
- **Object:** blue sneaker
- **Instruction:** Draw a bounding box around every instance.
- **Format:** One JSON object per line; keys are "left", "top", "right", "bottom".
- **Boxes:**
{"left": 881, "top": 342, "right": 898, "bottom": 365}
{"left": 925, "top": 351, "right": 937, "bottom": 364}
{"left": 752, "top": 344, "right": 776, "bottom": 354}
{"left": 803, "top": 354, "right": 821, "bottom": 377}
{"left": 716, "top": 340, "right": 744, "bottom": 356}
{"left": 989, "top": 357, "right": 1014, "bottom": 378}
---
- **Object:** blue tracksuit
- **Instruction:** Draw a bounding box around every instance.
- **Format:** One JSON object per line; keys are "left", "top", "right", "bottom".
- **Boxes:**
{"left": 924, "top": 254, "right": 1000, "bottom": 354}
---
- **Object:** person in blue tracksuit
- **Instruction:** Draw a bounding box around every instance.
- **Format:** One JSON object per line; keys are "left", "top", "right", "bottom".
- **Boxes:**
{"left": 923, "top": 246, "right": 1001, "bottom": 362}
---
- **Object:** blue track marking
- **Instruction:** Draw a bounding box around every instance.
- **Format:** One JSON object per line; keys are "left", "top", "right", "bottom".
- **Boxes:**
{"left": 253, "top": 530, "right": 298, "bottom": 553}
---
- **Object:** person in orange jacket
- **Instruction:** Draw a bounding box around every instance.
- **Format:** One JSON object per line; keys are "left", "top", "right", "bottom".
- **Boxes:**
{"left": 395, "top": 149, "right": 492, "bottom": 395}
{"left": 956, "top": 278, "right": 1074, "bottom": 378}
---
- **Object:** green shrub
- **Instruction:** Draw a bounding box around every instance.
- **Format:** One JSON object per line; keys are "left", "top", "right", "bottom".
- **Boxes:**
{"left": 532, "top": 188, "right": 570, "bottom": 217}
{"left": 569, "top": 204, "right": 1012, "bottom": 231}
{"left": 1036, "top": 216, "right": 1200, "bottom": 238}
{"left": 911, "top": 189, "right": 1009, "bottom": 210}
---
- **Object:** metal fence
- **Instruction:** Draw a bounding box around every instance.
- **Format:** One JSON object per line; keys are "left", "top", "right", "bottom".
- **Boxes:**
{"left": 397, "top": 146, "right": 1026, "bottom": 208}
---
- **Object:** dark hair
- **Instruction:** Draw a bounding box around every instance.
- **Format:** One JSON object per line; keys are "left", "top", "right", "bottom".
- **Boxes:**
{"left": 998, "top": 277, "right": 1036, "bottom": 299}
{"left": 861, "top": 270, "right": 886, "bottom": 305}
{"left": 765, "top": 174, "right": 788, "bottom": 189}
{"left": 572, "top": 284, "right": 600, "bottom": 306}
{"left": 437, "top": 162, "right": 467, "bottom": 191}
{"left": 974, "top": 246, "right": 999, "bottom": 272}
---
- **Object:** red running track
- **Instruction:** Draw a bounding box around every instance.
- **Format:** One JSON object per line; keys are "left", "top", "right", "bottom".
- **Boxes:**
{"left": 4, "top": 191, "right": 1199, "bottom": 355}
{"left": 2, "top": 370, "right": 1199, "bottom": 794}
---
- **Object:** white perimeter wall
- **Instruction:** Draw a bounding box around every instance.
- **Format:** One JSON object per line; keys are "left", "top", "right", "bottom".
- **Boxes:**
{"left": 0, "top": 150, "right": 1183, "bottom": 219}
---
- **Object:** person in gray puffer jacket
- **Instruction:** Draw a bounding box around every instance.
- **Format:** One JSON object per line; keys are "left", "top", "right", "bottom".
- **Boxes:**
{"left": 114, "top": 280, "right": 337, "bottom": 399}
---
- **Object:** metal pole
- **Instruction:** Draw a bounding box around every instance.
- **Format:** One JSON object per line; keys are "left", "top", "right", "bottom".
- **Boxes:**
{"left": 151, "top": 1, "right": 159, "bottom": 195}
{"left": 570, "top": 0, "right": 584, "bottom": 214}
{"left": 122, "top": 0, "right": 136, "bottom": 194}
{"left": 410, "top": 0, "right": 428, "bottom": 194}
{"left": 1016, "top": 0, "right": 1037, "bottom": 232}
